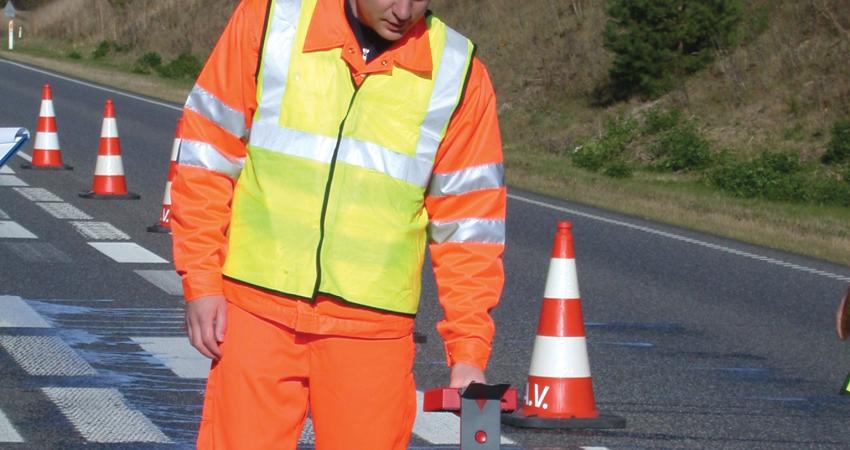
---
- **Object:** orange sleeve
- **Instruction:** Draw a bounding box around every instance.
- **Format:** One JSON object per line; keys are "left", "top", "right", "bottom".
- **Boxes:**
{"left": 171, "top": 0, "right": 267, "bottom": 301}
{"left": 426, "top": 58, "right": 506, "bottom": 370}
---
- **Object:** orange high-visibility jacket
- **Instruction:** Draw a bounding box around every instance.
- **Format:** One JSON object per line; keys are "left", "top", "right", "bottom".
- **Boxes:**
{"left": 171, "top": 0, "right": 506, "bottom": 369}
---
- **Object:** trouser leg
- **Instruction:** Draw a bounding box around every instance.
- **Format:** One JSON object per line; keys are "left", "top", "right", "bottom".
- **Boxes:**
{"left": 197, "top": 303, "right": 310, "bottom": 450}
{"left": 309, "top": 333, "right": 417, "bottom": 450}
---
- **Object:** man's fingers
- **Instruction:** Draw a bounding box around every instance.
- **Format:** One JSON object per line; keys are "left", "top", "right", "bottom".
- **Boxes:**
{"left": 214, "top": 304, "right": 227, "bottom": 343}
{"left": 187, "top": 315, "right": 217, "bottom": 360}
{"left": 201, "top": 327, "right": 222, "bottom": 359}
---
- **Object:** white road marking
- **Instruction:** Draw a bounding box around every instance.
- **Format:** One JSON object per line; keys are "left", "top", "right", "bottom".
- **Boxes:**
{"left": 131, "top": 337, "right": 209, "bottom": 379}
{"left": 509, "top": 193, "right": 850, "bottom": 282}
{"left": 0, "top": 409, "right": 23, "bottom": 443}
{"left": 0, "top": 59, "right": 182, "bottom": 112}
{"left": 0, "top": 296, "right": 50, "bottom": 327}
{"left": 0, "top": 165, "right": 13, "bottom": 174}
{"left": 71, "top": 221, "right": 129, "bottom": 240}
{"left": 0, "top": 207, "right": 7, "bottom": 219}
{"left": 412, "top": 390, "right": 515, "bottom": 445}
{"left": 0, "top": 175, "right": 27, "bottom": 186}
{"left": 0, "top": 221, "right": 37, "bottom": 239}
{"left": 13, "top": 187, "right": 62, "bottom": 202}
{"left": 0, "top": 335, "right": 97, "bottom": 376}
{"left": 582, "top": 447, "right": 612, "bottom": 450}
{"left": 42, "top": 387, "right": 171, "bottom": 443}
{"left": 88, "top": 242, "right": 168, "bottom": 263}
{"left": 36, "top": 202, "right": 92, "bottom": 220}
{"left": 14, "top": 150, "right": 31, "bottom": 163}
{"left": 135, "top": 270, "right": 183, "bottom": 295}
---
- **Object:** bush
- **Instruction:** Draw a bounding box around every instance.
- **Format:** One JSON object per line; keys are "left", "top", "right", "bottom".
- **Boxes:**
{"left": 650, "top": 124, "right": 712, "bottom": 171}
{"left": 156, "top": 52, "right": 202, "bottom": 80}
{"left": 67, "top": 50, "right": 82, "bottom": 60}
{"left": 822, "top": 118, "right": 850, "bottom": 164}
{"left": 132, "top": 52, "right": 162, "bottom": 74}
{"left": 572, "top": 116, "right": 636, "bottom": 172}
{"left": 92, "top": 40, "right": 111, "bottom": 59}
{"left": 603, "top": 161, "right": 633, "bottom": 178}
{"left": 573, "top": 141, "right": 611, "bottom": 172}
{"left": 811, "top": 178, "right": 850, "bottom": 206}
{"left": 643, "top": 107, "right": 682, "bottom": 135}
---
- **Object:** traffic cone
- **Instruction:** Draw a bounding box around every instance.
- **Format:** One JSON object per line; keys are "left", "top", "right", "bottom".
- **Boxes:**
{"left": 147, "top": 118, "right": 182, "bottom": 233}
{"left": 502, "top": 221, "right": 625, "bottom": 429}
{"left": 79, "top": 100, "right": 140, "bottom": 200}
{"left": 21, "top": 84, "right": 73, "bottom": 170}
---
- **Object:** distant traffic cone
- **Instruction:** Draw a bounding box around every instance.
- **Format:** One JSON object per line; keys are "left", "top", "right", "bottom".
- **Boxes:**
{"left": 503, "top": 221, "right": 625, "bottom": 429}
{"left": 147, "top": 118, "right": 182, "bottom": 233}
{"left": 79, "top": 100, "right": 140, "bottom": 200}
{"left": 21, "top": 84, "right": 73, "bottom": 170}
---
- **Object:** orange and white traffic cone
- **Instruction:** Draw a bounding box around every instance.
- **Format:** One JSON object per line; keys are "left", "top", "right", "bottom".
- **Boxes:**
{"left": 21, "top": 84, "right": 73, "bottom": 170}
{"left": 503, "top": 221, "right": 625, "bottom": 429}
{"left": 147, "top": 118, "right": 182, "bottom": 233}
{"left": 79, "top": 99, "right": 140, "bottom": 200}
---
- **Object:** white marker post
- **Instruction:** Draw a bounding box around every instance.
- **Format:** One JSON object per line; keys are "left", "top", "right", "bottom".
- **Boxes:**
{"left": 17, "top": 25, "right": 20, "bottom": 39}
{"left": 7, "top": 20, "right": 12, "bottom": 50}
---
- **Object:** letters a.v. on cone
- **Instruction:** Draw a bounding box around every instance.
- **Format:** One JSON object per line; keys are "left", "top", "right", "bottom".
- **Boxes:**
{"left": 79, "top": 99, "right": 140, "bottom": 200}
{"left": 502, "top": 221, "right": 625, "bottom": 429}
{"left": 21, "top": 83, "right": 73, "bottom": 170}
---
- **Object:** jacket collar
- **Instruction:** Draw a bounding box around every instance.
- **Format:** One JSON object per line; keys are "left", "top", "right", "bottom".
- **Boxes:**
{"left": 303, "top": 0, "right": 433, "bottom": 76}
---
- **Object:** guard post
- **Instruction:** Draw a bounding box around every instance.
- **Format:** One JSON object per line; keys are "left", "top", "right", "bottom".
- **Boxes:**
{"left": 423, "top": 383, "right": 517, "bottom": 449}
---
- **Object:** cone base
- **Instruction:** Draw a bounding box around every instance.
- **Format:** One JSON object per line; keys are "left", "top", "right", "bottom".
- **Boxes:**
{"left": 20, "top": 163, "right": 73, "bottom": 171}
{"left": 147, "top": 223, "right": 171, "bottom": 233}
{"left": 79, "top": 191, "right": 141, "bottom": 200}
{"left": 502, "top": 410, "right": 626, "bottom": 429}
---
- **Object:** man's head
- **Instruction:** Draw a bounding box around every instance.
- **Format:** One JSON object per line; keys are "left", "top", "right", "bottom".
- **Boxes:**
{"left": 349, "top": 0, "right": 430, "bottom": 41}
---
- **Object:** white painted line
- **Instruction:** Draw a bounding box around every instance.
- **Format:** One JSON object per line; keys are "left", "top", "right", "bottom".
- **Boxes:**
{"left": 71, "top": 221, "right": 129, "bottom": 240}
{"left": 88, "top": 242, "right": 168, "bottom": 263}
{"left": 0, "top": 335, "right": 96, "bottom": 376}
{"left": 0, "top": 296, "right": 50, "bottom": 327}
{"left": 0, "top": 175, "right": 27, "bottom": 187}
{"left": 0, "top": 165, "right": 13, "bottom": 174}
{"left": 0, "top": 221, "right": 37, "bottom": 239}
{"left": 0, "top": 207, "right": 8, "bottom": 219}
{"left": 36, "top": 202, "right": 92, "bottom": 220}
{"left": 15, "top": 150, "right": 31, "bottom": 163}
{"left": 13, "top": 187, "right": 62, "bottom": 202}
{"left": 0, "top": 59, "right": 182, "bottom": 112}
{"left": 42, "top": 387, "right": 171, "bottom": 443}
{"left": 131, "top": 337, "right": 209, "bottom": 379}
{"left": 413, "top": 390, "right": 515, "bottom": 445}
{"left": 0, "top": 409, "right": 23, "bottom": 443}
{"left": 135, "top": 270, "right": 183, "bottom": 295}
{"left": 509, "top": 193, "right": 850, "bottom": 282}
{"left": 582, "top": 447, "right": 612, "bottom": 450}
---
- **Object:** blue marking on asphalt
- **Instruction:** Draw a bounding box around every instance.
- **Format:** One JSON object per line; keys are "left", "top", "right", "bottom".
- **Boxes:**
{"left": 585, "top": 322, "right": 685, "bottom": 332}
{"left": 591, "top": 341, "right": 654, "bottom": 348}
{"left": 745, "top": 396, "right": 806, "bottom": 402}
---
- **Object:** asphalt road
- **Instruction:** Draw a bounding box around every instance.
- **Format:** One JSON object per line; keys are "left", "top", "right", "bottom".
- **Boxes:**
{"left": 1, "top": 57, "right": 850, "bottom": 449}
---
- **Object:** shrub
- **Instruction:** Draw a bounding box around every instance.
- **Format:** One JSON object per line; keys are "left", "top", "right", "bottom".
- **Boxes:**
{"left": 156, "top": 52, "right": 203, "bottom": 80}
{"left": 650, "top": 124, "right": 712, "bottom": 171}
{"left": 92, "top": 40, "right": 111, "bottom": 59}
{"left": 811, "top": 178, "right": 850, "bottom": 207}
{"left": 132, "top": 52, "right": 162, "bottom": 74}
{"left": 603, "top": 161, "right": 633, "bottom": 178}
{"left": 572, "top": 116, "right": 636, "bottom": 172}
{"left": 67, "top": 50, "right": 82, "bottom": 60}
{"left": 758, "top": 150, "right": 801, "bottom": 174}
{"left": 572, "top": 142, "right": 610, "bottom": 172}
{"left": 643, "top": 107, "right": 682, "bottom": 135}
{"left": 822, "top": 118, "right": 850, "bottom": 164}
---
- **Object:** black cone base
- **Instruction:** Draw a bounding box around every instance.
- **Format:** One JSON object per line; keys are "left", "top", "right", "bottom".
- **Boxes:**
{"left": 79, "top": 191, "right": 141, "bottom": 200}
{"left": 147, "top": 223, "right": 171, "bottom": 233}
{"left": 20, "top": 163, "right": 73, "bottom": 170}
{"left": 502, "top": 411, "right": 626, "bottom": 429}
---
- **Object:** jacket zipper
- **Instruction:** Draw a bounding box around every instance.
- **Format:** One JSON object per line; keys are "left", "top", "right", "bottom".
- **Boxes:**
{"left": 311, "top": 77, "right": 364, "bottom": 299}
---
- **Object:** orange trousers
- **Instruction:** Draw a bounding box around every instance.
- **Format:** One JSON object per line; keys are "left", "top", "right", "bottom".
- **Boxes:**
{"left": 197, "top": 303, "right": 417, "bottom": 450}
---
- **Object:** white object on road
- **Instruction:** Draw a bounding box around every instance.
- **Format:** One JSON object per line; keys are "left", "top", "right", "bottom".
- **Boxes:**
{"left": 0, "top": 127, "right": 28, "bottom": 167}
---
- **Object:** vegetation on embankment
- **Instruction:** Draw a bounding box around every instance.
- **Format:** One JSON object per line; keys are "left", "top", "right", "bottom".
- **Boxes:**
{"left": 3, "top": 0, "right": 850, "bottom": 266}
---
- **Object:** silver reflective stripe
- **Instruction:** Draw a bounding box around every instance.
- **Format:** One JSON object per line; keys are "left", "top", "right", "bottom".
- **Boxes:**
{"left": 428, "top": 163, "right": 504, "bottom": 197}
{"left": 186, "top": 85, "right": 249, "bottom": 140}
{"left": 250, "top": 122, "right": 336, "bottom": 164}
{"left": 415, "top": 26, "right": 471, "bottom": 162}
{"left": 177, "top": 139, "right": 245, "bottom": 179}
{"left": 338, "top": 138, "right": 433, "bottom": 188}
{"left": 255, "top": 0, "right": 301, "bottom": 125}
{"left": 428, "top": 218, "right": 505, "bottom": 244}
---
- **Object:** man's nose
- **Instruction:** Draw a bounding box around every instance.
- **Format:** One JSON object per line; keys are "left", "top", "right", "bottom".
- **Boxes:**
{"left": 393, "top": 0, "right": 412, "bottom": 21}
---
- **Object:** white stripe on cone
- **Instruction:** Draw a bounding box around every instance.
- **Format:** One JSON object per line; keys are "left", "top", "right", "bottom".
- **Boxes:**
{"left": 94, "top": 155, "right": 125, "bottom": 176}
{"left": 33, "top": 133, "right": 60, "bottom": 150}
{"left": 528, "top": 336, "right": 591, "bottom": 378}
{"left": 543, "top": 258, "right": 580, "bottom": 299}
{"left": 169, "top": 139, "right": 180, "bottom": 161}
{"left": 39, "top": 100, "right": 55, "bottom": 117}
{"left": 161, "top": 181, "right": 172, "bottom": 205}
{"left": 101, "top": 118, "right": 118, "bottom": 138}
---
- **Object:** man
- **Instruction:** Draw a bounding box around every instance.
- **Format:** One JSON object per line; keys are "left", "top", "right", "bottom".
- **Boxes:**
{"left": 171, "top": 0, "right": 505, "bottom": 448}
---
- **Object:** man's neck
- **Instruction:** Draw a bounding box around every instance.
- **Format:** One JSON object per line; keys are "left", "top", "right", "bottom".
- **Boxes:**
{"left": 345, "top": 0, "right": 392, "bottom": 63}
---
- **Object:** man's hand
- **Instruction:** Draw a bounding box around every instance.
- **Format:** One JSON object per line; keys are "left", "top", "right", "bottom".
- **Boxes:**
{"left": 186, "top": 295, "right": 227, "bottom": 360}
{"left": 449, "top": 362, "right": 486, "bottom": 388}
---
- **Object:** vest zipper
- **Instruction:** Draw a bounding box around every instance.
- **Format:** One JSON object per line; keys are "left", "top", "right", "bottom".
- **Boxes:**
{"left": 312, "top": 77, "right": 364, "bottom": 299}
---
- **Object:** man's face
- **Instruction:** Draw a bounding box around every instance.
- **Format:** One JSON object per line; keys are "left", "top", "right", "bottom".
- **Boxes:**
{"left": 351, "top": 0, "right": 430, "bottom": 41}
